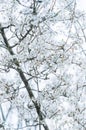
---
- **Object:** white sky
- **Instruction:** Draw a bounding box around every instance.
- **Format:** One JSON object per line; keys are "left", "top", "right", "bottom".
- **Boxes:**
{"left": 77, "top": 0, "right": 86, "bottom": 11}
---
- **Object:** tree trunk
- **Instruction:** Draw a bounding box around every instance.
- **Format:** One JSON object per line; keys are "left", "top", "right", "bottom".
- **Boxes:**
{"left": 0, "top": 25, "right": 49, "bottom": 130}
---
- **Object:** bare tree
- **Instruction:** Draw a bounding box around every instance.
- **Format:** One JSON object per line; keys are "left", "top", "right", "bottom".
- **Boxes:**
{"left": 0, "top": 0, "right": 86, "bottom": 130}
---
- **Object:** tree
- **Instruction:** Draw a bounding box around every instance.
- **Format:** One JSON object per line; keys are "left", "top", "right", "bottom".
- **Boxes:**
{"left": 0, "top": 0, "right": 86, "bottom": 130}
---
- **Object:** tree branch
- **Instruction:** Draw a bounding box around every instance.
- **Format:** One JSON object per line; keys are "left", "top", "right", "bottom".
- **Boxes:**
{"left": 0, "top": 24, "right": 49, "bottom": 130}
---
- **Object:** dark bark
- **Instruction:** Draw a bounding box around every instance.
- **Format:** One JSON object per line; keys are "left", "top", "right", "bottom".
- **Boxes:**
{"left": 0, "top": 25, "right": 49, "bottom": 130}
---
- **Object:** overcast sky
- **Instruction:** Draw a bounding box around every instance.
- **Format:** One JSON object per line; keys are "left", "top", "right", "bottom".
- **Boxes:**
{"left": 77, "top": 0, "right": 86, "bottom": 11}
